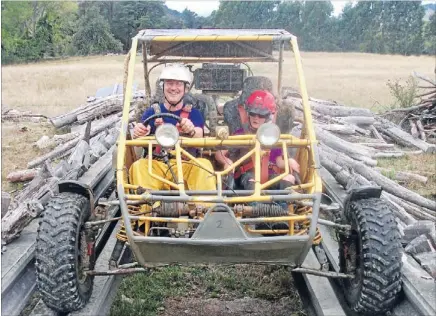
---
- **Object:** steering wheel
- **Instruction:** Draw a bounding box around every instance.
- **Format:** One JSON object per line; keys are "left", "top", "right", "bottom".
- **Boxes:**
{"left": 142, "top": 112, "right": 182, "bottom": 126}
{"left": 141, "top": 113, "right": 183, "bottom": 159}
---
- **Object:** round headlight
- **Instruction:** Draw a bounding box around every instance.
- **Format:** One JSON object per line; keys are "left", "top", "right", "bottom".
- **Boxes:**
{"left": 256, "top": 123, "right": 280, "bottom": 146}
{"left": 155, "top": 123, "right": 179, "bottom": 148}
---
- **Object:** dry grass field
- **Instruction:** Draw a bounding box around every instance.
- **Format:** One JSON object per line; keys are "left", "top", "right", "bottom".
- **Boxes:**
{"left": 2, "top": 51, "right": 435, "bottom": 116}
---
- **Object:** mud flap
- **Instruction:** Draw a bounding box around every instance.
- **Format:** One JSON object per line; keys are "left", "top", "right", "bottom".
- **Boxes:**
{"left": 343, "top": 186, "right": 381, "bottom": 219}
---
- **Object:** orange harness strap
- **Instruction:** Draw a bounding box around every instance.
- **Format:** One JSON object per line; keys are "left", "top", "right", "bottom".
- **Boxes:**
{"left": 234, "top": 154, "right": 270, "bottom": 184}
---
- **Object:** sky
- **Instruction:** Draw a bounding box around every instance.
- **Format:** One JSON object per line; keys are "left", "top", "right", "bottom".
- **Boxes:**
{"left": 165, "top": 1, "right": 352, "bottom": 17}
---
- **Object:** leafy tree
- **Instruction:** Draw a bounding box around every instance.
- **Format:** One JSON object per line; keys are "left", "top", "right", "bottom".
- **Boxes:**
{"left": 72, "top": 3, "right": 122, "bottom": 55}
{"left": 300, "top": 1, "right": 335, "bottom": 50}
{"left": 1, "top": 1, "right": 77, "bottom": 63}
{"left": 423, "top": 12, "right": 436, "bottom": 54}
{"left": 182, "top": 8, "right": 198, "bottom": 28}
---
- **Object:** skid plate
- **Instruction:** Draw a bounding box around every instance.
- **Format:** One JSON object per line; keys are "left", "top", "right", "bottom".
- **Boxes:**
{"left": 130, "top": 208, "right": 310, "bottom": 265}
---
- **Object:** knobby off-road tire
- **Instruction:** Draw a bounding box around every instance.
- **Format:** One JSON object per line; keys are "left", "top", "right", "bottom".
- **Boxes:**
{"left": 36, "top": 192, "right": 93, "bottom": 313}
{"left": 339, "top": 198, "right": 402, "bottom": 315}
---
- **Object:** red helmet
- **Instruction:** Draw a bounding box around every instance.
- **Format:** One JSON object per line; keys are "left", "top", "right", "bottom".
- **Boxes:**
{"left": 245, "top": 90, "right": 276, "bottom": 117}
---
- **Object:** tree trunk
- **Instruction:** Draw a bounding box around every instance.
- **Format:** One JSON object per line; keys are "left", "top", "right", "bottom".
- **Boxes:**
{"left": 7, "top": 169, "right": 38, "bottom": 183}
{"left": 315, "top": 126, "right": 375, "bottom": 159}
{"left": 284, "top": 97, "right": 374, "bottom": 117}
{"left": 337, "top": 116, "right": 375, "bottom": 126}
{"left": 76, "top": 97, "right": 123, "bottom": 124}
{"left": 317, "top": 123, "right": 356, "bottom": 135}
{"left": 375, "top": 118, "right": 436, "bottom": 153}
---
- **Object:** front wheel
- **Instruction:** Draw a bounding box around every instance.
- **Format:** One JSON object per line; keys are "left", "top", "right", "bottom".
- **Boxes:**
{"left": 339, "top": 198, "right": 402, "bottom": 315}
{"left": 36, "top": 192, "right": 94, "bottom": 313}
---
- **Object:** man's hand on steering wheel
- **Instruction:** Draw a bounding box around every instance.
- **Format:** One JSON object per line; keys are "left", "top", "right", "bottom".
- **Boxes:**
{"left": 177, "top": 117, "right": 195, "bottom": 135}
{"left": 133, "top": 123, "right": 151, "bottom": 139}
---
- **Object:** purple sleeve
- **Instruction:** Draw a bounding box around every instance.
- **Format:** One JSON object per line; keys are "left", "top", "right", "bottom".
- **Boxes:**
{"left": 232, "top": 128, "right": 244, "bottom": 136}
{"left": 269, "top": 148, "right": 283, "bottom": 163}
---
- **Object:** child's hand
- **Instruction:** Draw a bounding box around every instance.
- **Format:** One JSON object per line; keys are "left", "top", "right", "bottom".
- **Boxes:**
{"left": 288, "top": 158, "right": 300, "bottom": 173}
{"left": 224, "top": 159, "right": 234, "bottom": 171}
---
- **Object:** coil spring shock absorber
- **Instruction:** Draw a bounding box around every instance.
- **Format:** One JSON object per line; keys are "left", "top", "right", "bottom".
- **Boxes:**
{"left": 116, "top": 205, "right": 143, "bottom": 242}
{"left": 296, "top": 205, "right": 322, "bottom": 244}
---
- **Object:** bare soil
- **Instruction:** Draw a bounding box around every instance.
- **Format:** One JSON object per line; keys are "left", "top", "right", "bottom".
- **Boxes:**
{"left": 160, "top": 297, "right": 305, "bottom": 316}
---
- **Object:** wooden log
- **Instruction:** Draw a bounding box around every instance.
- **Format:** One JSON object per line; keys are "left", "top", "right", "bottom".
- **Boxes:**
{"left": 308, "top": 101, "right": 373, "bottom": 117}
{"left": 375, "top": 118, "right": 436, "bottom": 153}
{"left": 71, "top": 112, "right": 121, "bottom": 135}
{"left": 316, "top": 124, "right": 356, "bottom": 135}
{"left": 375, "top": 168, "right": 428, "bottom": 184}
{"left": 337, "top": 116, "right": 375, "bottom": 126}
{"left": 49, "top": 103, "right": 91, "bottom": 128}
{"left": 315, "top": 126, "right": 376, "bottom": 159}
{"left": 6, "top": 169, "right": 38, "bottom": 183}
{"left": 286, "top": 97, "right": 373, "bottom": 118}
{"left": 370, "top": 125, "right": 387, "bottom": 142}
{"left": 11, "top": 170, "right": 49, "bottom": 205}
{"left": 27, "top": 114, "right": 121, "bottom": 168}
{"left": 359, "top": 143, "right": 394, "bottom": 149}
{"left": 416, "top": 120, "right": 427, "bottom": 141}
{"left": 384, "top": 192, "right": 436, "bottom": 221}
{"left": 382, "top": 103, "right": 432, "bottom": 113}
{"left": 410, "top": 120, "right": 419, "bottom": 138}
{"left": 53, "top": 132, "right": 80, "bottom": 145}
{"left": 49, "top": 95, "right": 122, "bottom": 128}
{"left": 34, "top": 135, "right": 54, "bottom": 150}
{"left": 76, "top": 97, "right": 123, "bottom": 124}
{"left": 68, "top": 140, "right": 90, "bottom": 171}
{"left": 1, "top": 177, "right": 59, "bottom": 244}
{"left": 1, "top": 192, "right": 11, "bottom": 219}
{"left": 309, "top": 97, "right": 344, "bottom": 106}
{"left": 321, "top": 144, "right": 436, "bottom": 211}
{"left": 382, "top": 195, "right": 416, "bottom": 225}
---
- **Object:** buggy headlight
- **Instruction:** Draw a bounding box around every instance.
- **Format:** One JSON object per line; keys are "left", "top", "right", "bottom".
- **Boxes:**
{"left": 156, "top": 124, "right": 179, "bottom": 148}
{"left": 256, "top": 123, "right": 280, "bottom": 146}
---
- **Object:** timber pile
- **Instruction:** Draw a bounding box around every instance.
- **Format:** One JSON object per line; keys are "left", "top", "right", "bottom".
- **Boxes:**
{"left": 381, "top": 73, "right": 436, "bottom": 143}
{"left": 1, "top": 93, "right": 143, "bottom": 245}
{"left": 285, "top": 95, "right": 436, "bottom": 277}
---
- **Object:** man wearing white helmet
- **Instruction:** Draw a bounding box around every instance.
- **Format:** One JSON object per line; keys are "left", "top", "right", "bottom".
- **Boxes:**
{"left": 130, "top": 64, "right": 216, "bottom": 199}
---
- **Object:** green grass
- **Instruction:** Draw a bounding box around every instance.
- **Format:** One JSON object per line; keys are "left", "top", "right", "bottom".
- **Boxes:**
{"left": 110, "top": 264, "right": 305, "bottom": 316}
{"left": 377, "top": 153, "right": 436, "bottom": 198}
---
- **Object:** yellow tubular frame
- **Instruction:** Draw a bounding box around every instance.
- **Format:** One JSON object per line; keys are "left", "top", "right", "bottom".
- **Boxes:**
{"left": 116, "top": 32, "right": 322, "bottom": 239}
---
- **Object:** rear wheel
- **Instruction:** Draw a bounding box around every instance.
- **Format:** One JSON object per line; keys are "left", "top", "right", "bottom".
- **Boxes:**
{"left": 339, "top": 198, "right": 402, "bottom": 315}
{"left": 36, "top": 192, "right": 94, "bottom": 313}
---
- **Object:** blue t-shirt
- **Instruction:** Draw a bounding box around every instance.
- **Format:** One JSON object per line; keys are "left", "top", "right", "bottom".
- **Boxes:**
{"left": 141, "top": 103, "right": 204, "bottom": 134}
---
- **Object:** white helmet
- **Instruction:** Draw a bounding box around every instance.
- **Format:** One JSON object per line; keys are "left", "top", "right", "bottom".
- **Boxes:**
{"left": 159, "top": 64, "right": 193, "bottom": 86}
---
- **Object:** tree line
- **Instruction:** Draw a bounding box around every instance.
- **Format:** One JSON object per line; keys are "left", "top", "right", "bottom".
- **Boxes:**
{"left": 2, "top": 1, "right": 435, "bottom": 64}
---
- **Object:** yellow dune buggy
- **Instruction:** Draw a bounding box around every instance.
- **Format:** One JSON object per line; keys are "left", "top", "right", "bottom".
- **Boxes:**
{"left": 35, "top": 29, "right": 403, "bottom": 315}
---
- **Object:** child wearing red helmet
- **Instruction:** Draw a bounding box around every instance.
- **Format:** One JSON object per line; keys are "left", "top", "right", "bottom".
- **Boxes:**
{"left": 216, "top": 90, "right": 300, "bottom": 191}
